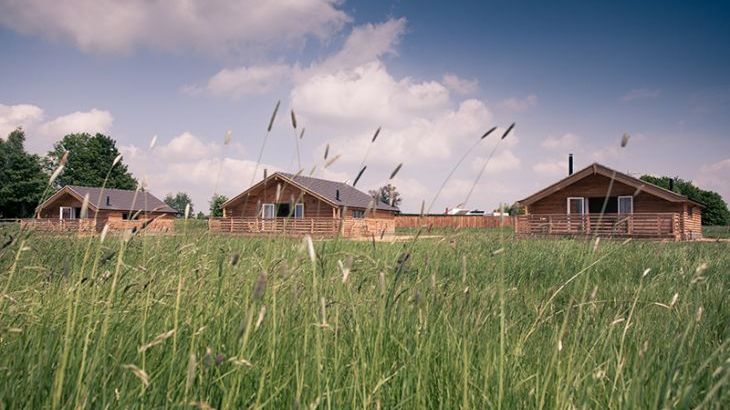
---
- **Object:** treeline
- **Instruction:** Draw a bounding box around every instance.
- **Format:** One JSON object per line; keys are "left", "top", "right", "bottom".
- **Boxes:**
{"left": 0, "top": 128, "right": 226, "bottom": 219}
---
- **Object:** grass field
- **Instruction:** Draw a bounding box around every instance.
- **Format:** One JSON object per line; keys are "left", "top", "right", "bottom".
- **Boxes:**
{"left": 0, "top": 226, "right": 728, "bottom": 408}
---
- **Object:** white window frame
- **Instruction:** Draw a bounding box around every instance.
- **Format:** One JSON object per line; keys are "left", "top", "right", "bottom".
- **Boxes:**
{"left": 294, "top": 203, "right": 304, "bottom": 219}
{"left": 618, "top": 196, "right": 633, "bottom": 214}
{"left": 262, "top": 203, "right": 275, "bottom": 219}
{"left": 567, "top": 197, "right": 586, "bottom": 215}
{"left": 59, "top": 206, "right": 76, "bottom": 220}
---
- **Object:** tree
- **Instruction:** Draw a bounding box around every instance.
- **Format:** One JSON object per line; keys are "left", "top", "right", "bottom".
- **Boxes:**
{"left": 164, "top": 192, "right": 194, "bottom": 217}
{"left": 209, "top": 194, "right": 228, "bottom": 217}
{"left": 369, "top": 184, "right": 402, "bottom": 207}
{"left": 640, "top": 175, "right": 729, "bottom": 226}
{"left": 45, "top": 133, "right": 137, "bottom": 189}
{"left": 0, "top": 128, "right": 48, "bottom": 218}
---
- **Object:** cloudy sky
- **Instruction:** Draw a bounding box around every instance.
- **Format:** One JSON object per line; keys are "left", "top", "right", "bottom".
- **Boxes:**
{"left": 1, "top": 0, "right": 729, "bottom": 213}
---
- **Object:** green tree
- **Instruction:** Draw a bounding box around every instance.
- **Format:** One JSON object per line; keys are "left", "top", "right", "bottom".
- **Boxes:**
{"left": 209, "top": 194, "right": 228, "bottom": 217}
{"left": 45, "top": 133, "right": 137, "bottom": 189}
{"left": 0, "top": 128, "right": 48, "bottom": 218}
{"left": 369, "top": 184, "right": 402, "bottom": 207}
{"left": 640, "top": 175, "right": 729, "bottom": 226}
{"left": 164, "top": 192, "right": 194, "bottom": 217}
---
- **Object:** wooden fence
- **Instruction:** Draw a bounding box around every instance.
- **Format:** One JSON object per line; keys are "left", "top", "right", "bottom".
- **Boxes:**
{"left": 208, "top": 217, "right": 395, "bottom": 238}
{"left": 19, "top": 218, "right": 97, "bottom": 233}
{"left": 394, "top": 214, "right": 514, "bottom": 229}
{"left": 515, "top": 213, "right": 680, "bottom": 240}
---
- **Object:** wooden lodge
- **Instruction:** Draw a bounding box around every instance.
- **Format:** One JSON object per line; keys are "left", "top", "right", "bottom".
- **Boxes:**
{"left": 211, "top": 172, "right": 399, "bottom": 237}
{"left": 515, "top": 161, "right": 703, "bottom": 240}
{"left": 26, "top": 185, "right": 177, "bottom": 233}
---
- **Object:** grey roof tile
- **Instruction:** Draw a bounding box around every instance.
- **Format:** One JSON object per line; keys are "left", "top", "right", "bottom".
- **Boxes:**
{"left": 66, "top": 185, "right": 177, "bottom": 213}
{"left": 279, "top": 173, "right": 399, "bottom": 211}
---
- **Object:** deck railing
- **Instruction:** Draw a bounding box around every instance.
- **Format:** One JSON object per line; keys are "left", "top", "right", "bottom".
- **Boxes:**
{"left": 208, "top": 217, "right": 395, "bottom": 237}
{"left": 19, "top": 218, "right": 97, "bottom": 233}
{"left": 515, "top": 213, "right": 680, "bottom": 239}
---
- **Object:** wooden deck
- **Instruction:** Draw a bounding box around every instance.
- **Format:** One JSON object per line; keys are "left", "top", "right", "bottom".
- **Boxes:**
{"left": 394, "top": 214, "right": 514, "bottom": 229}
{"left": 208, "top": 217, "right": 395, "bottom": 238}
{"left": 515, "top": 213, "right": 680, "bottom": 240}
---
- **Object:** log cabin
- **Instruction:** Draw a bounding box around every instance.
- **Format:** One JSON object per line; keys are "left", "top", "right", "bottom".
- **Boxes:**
{"left": 515, "top": 159, "right": 703, "bottom": 240}
{"left": 213, "top": 172, "right": 399, "bottom": 236}
{"left": 30, "top": 185, "right": 177, "bottom": 233}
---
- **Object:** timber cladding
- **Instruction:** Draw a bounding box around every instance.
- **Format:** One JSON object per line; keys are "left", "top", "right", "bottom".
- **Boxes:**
{"left": 224, "top": 181, "right": 337, "bottom": 218}
{"left": 526, "top": 174, "right": 684, "bottom": 214}
{"left": 395, "top": 215, "right": 514, "bottom": 229}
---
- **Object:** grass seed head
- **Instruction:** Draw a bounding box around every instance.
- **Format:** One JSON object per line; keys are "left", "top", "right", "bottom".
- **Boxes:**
{"left": 255, "top": 305, "right": 267, "bottom": 330}
{"left": 122, "top": 364, "right": 149, "bottom": 387}
{"left": 253, "top": 272, "right": 267, "bottom": 300}
{"left": 621, "top": 132, "right": 630, "bottom": 147}
{"left": 304, "top": 235, "right": 315, "bottom": 264}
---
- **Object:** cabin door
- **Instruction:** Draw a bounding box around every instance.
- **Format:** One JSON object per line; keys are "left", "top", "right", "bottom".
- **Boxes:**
{"left": 567, "top": 197, "right": 586, "bottom": 233}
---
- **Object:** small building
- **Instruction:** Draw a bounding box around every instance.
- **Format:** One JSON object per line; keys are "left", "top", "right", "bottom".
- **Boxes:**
{"left": 30, "top": 185, "right": 177, "bottom": 233}
{"left": 213, "top": 172, "right": 399, "bottom": 236}
{"left": 515, "top": 162, "right": 703, "bottom": 240}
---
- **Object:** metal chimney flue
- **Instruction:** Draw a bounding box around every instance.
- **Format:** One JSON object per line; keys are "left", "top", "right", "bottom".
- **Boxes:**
{"left": 669, "top": 178, "right": 675, "bottom": 192}
{"left": 568, "top": 154, "right": 574, "bottom": 175}
{"left": 336, "top": 189, "right": 340, "bottom": 201}
{"left": 106, "top": 195, "right": 110, "bottom": 206}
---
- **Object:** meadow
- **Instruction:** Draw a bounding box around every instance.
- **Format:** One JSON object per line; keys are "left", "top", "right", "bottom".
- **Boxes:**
{"left": 0, "top": 225, "right": 728, "bottom": 409}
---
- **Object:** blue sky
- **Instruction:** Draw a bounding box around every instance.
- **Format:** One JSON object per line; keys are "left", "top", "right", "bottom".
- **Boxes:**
{"left": 1, "top": 0, "right": 728, "bottom": 213}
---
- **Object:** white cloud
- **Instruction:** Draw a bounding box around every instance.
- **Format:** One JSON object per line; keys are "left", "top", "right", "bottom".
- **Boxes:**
{"left": 0, "top": 103, "right": 44, "bottom": 138}
{"left": 184, "top": 64, "right": 292, "bottom": 98}
{"left": 471, "top": 149, "right": 521, "bottom": 174}
{"left": 533, "top": 159, "right": 567, "bottom": 177}
{"left": 0, "top": 0, "right": 349, "bottom": 55}
{"left": 622, "top": 88, "right": 661, "bottom": 102}
{"left": 121, "top": 132, "right": 268, "bottom": 212}
{"left": 501, "top": 94, "right": 537, "bottom": 111}
{"left": 293, "top": 61, "right": 451, "bottom": 128}
{"left": 0, "top": 103, "right": 113, "bottom": 152}
{"left": 542, "top": 133, "right": 580, "bottom": 150}
{"left": 38, "top": 109, "right": 113, "bottom": 140}
{"left": 184, "top": 18, "right": 408, "bottom": 99}
{"left": 695, "top": 158, "right": 730, "bottom": 201}
{"left": 315, "top": 18, "right": 406, "bottom": 72}
{"left": 442, "top": 74, "right": 479, "bottom": 95}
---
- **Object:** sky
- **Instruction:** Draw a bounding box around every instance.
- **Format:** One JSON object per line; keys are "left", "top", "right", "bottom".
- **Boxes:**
{"left": 1, "top": 0, "right": 729, "bottom": 214}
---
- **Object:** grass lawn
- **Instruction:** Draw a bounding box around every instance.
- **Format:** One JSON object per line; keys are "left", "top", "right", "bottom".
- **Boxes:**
{"left": 0, "top": 227, "right": 728, "bottom": 408}
{"left": 703, "top": 225, "right": 730, "bottom": 239}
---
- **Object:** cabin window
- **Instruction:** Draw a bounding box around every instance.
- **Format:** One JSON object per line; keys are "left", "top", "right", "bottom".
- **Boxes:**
{"left": 262, "top": 203, "right": 275, "bottom": 219}
{"left": 59, "top": 206, "right": 76, "bottom": 220}
{"left": 567, "top": 197, "right": 586, "bottom": 215}
{"left": 276, "top": 203, "right": 291, "bottom": 217}
{"left": 352, "top": 209, "right": 365, "bottom": 219}
{"left": 688, "top": 206, "right": 694, "bottom": 217}
{"left": 294, "top": 203, "right": 304, "bottom": 219}
{"left": 618, "top": 196, "right": 633, "bottom": 214}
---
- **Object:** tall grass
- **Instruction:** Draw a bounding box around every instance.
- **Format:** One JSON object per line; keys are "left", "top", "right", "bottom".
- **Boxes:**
{"left": 0, "top": 228, "right": 728, "bottom": 408}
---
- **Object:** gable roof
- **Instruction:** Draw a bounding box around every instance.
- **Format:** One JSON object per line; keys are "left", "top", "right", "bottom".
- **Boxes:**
{"left": 40, "top": 185, "right": 177, "bottom": 214}
{"left": 518, "top": 163, "right": 704, "bottom": 207}
{"left": 223, "top": 172, "right": 399, "bottom": 212}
